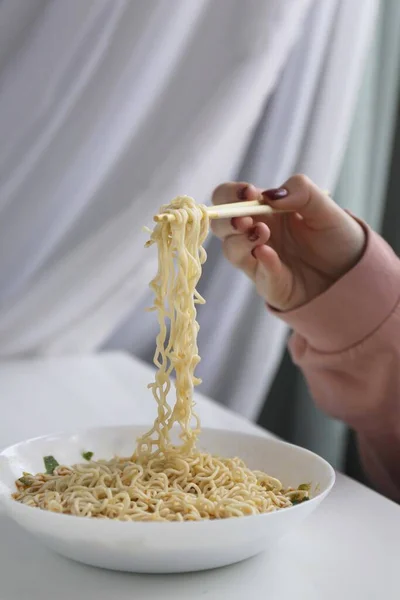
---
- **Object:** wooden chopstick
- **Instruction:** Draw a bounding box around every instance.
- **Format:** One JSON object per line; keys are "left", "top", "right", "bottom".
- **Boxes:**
{"left": 207, "top": 201, "right": 287, "bottom": 220}
{"left": 154, "top": 190, "right": 330, "bottom": 223}
{"left": 154, "top": 202, "right": 285, "bottom": 222}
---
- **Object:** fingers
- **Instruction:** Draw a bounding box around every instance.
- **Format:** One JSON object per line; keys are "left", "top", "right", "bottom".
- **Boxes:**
{"left": 212, "top": 181, "right": 259, "bottom": 205}
{"left": 261, "top": 174, "right": 342, "bottom": 229}
{"left": 211, "top": 213, "right": 254, "bottom": 239}
{"left": 223, "top": 228, "right": 295, "bottom": 309}
{"left": 253, "top": 244, "right": 282, "bottom": 279}
{"left": 211, "top": 181, "right": 260, "bottom": 239}
{"left": 222, "top": 222, "right": 270, "bottom": 277}
{"left": 253, "top": 245, "right": 294, "bottom": 309}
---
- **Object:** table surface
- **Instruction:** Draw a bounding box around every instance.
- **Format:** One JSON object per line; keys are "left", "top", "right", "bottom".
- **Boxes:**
{"left": 0, "top": 352, "right": 398, "bottom": 600}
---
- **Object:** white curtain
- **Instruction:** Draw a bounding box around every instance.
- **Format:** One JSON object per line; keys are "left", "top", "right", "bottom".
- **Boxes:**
{"left": 0, "top": 1, "right": 377, "bottom": 419}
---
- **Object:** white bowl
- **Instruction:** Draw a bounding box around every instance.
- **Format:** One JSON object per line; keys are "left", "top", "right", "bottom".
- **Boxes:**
{"left": 0, "top": 425, "right": 335, "bottom": 573}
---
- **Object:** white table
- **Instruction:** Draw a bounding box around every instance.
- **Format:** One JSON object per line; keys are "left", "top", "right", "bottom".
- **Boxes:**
{"left": 0, "top": 353, "right": 398, "bottom": 600}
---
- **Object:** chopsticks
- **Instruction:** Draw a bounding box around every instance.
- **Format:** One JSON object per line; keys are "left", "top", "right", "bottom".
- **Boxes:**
{"left": 154, "top": 201, "right": 282, "bottom": 223}
{"left": 207, "top": 200, "right": 287, "bottom": 220}
{"left": 154, "top": 191, "right": 330, "bottom": 223}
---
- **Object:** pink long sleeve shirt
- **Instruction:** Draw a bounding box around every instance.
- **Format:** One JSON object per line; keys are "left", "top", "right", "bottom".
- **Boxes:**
{"left": 276, "top": 225, "right": 400, "bottom": 502}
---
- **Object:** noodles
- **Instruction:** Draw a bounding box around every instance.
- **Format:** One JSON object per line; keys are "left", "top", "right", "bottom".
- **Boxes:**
{"left": 13, "top": 196, "right": 310, "bottom": 520}
{"left": 136, "top": 197, "right": 209, "bottom": 458}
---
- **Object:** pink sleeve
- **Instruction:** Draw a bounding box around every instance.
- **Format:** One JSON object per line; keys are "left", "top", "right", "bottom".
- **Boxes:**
{"left": 271, "top": 225, "right": 400, "bottom": 502}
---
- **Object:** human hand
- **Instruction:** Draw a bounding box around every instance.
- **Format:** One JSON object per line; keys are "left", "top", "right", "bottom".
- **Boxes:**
{"left": 211, "top": 175, "right": 366, "bottom": 311}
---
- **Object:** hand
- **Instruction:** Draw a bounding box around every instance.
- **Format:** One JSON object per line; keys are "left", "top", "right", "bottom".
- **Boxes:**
{"left": 211, "top": 174, "right": 366, "bottom": 311}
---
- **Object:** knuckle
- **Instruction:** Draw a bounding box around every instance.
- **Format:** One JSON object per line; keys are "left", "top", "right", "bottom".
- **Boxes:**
{"left": 291, "top": 173, "right": 311, "bottom": 189}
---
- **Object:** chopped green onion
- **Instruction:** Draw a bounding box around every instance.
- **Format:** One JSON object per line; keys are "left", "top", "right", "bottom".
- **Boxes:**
{"left": 43, "top": 455, "right": 59, "bottom": 475}
{"left": 291, "top": 495, "right": 310, "bottom": 505}
{"left": 82, "top": 451, "right": 94, "bottom": 461}
{"left": 18, "top": 476, "right": 33, "bottom": 486}
{"left": 298, "top": 482, "right": 311, "bottom": 491}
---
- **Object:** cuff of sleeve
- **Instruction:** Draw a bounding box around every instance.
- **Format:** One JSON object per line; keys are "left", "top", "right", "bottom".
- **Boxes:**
{"left": 269, "top": 224, "right": 400, "bottom": 353}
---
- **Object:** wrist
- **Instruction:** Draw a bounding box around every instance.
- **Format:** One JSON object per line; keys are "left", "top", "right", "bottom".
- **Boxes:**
{"left": 267, "top": 215, "right": 367, "bottom": 313}
{"left": 268, "top": 225, "right": 400, "bottom": 352}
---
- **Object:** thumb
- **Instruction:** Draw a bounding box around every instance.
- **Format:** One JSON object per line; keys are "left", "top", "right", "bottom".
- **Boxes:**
{"left": 261, "top": 174, "right": 343, "bottom": 230}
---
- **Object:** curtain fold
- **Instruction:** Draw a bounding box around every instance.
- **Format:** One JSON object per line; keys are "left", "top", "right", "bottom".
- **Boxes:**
{"left": 0, "top": 0, "right": 312, "bottom": 359}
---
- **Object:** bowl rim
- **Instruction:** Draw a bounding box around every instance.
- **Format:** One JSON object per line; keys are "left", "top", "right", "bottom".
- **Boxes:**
{"left": 0, "top": 424, "right": 336, "bottom": 527}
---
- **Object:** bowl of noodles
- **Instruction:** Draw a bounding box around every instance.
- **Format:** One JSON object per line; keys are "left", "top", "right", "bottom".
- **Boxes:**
{"left": 0, "top": 424, "right": 335, "bottom": 573}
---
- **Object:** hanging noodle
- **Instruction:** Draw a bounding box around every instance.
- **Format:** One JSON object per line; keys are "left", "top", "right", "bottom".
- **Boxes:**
{"left": 13, "top": 196, "right": 310, "bottom": 521}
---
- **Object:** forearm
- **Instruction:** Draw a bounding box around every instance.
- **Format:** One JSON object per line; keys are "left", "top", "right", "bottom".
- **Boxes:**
{"left": 290, "top": 326, "right": 400, "bottom": 501}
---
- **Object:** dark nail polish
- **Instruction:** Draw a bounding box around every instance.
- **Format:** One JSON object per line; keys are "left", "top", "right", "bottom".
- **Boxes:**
{"left": 231, "top": 218, "right": 238, "bottom": 230}
{"left": 262, "top": 188, "right": 288, "bottom": 201}
{"left": 248, "top": 228, "right": 259, "bottom": 242}
{"left": 237, "top": 185, "right": 249, "bottom": 200}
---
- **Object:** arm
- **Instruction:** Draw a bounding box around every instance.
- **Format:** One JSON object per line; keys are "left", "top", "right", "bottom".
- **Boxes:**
{"left": 210, "top": 176, "right": 399, "bottom": 500}
{"left": 277, "top": 226, "right": 400, "bottom": 501}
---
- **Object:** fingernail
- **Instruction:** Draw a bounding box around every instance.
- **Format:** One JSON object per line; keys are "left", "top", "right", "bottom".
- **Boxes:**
{"left": 231, "top": 218, "right": 238, "bottom": 230}
{"left": 262, "top": 188, "right": 288, "bottom": 201}
{"left": 237, "top": 185, "right": 249, "bottom": 200}
{"left": 248, "top": 227, "right": 259, "bottom": 242}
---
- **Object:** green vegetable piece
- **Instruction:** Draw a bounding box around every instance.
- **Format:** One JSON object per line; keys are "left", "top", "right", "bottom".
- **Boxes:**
{"left": 291, "top": 495, "right": 310, "bottom": 505}
{"left": 298, "top": 482, "right": 311, "bottom": 491}
{"left": 43, "top": 455, "right": 59, "bottom": 475}
{"left": 18, "top": 476, "right": 33, "bottom": 486}
{"left": 82, "top": 451, "right": 94, "bottom": 461}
